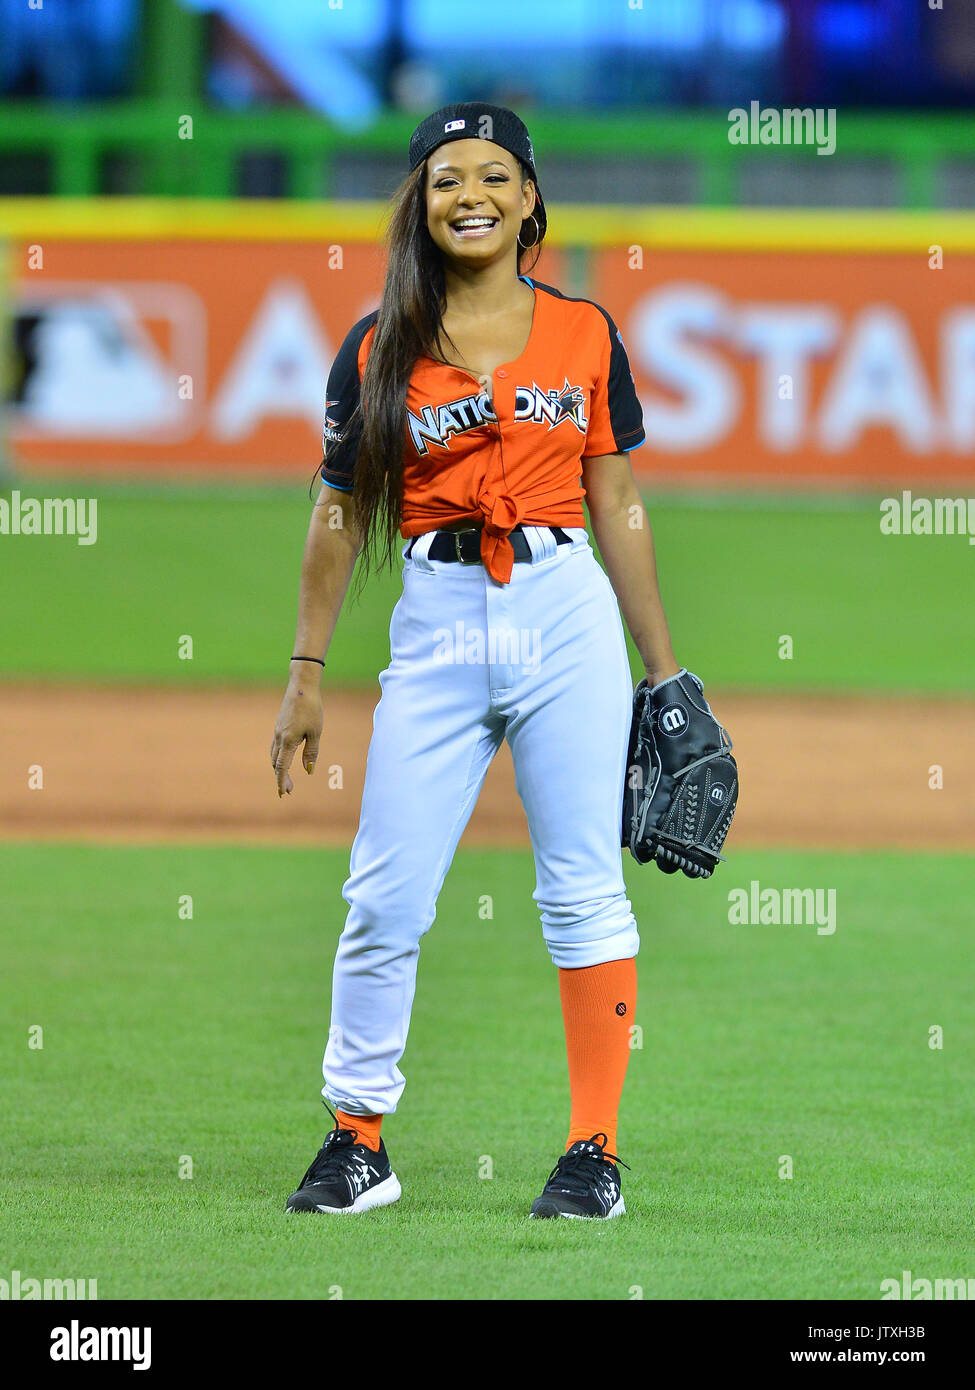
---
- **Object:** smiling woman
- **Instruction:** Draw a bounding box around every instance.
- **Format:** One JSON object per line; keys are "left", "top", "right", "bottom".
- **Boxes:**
{"left": 341, "top": 110, "right": 549, "bottom": 575}
{"left": 423, "top": 144, "right": 539, "bottom": 391}
{"left": 270, "top": 102, "right": 728, "bottom": 1224}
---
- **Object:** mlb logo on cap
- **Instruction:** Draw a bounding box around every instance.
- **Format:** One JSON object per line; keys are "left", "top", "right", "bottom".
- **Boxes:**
{"left": 444, "top": 119, "right": 466, "bottom": 132}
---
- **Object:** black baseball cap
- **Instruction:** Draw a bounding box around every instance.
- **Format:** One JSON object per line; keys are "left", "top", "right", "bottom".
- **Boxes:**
{"left": 408, "top": 103, "right": 546, "bottom": 241}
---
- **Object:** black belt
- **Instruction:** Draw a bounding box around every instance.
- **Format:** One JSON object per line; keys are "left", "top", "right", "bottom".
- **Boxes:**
{"left": 414, "top": 525, "right": 572, "bottom": 565}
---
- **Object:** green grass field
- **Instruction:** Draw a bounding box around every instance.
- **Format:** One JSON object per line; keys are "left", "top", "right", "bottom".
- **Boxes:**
{"left": 2, "top": 480, "right": 971, "bottom": 1301}
{"left": 1, "top": 482, "right": 971, "bottom": 692}
{"left": 3, "top": 842, "right": 973, "bottom": 1301}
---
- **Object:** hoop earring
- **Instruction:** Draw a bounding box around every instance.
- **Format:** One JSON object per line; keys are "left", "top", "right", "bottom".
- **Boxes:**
{"left": 517, "top": 214, "right": 541, "bottom": 250}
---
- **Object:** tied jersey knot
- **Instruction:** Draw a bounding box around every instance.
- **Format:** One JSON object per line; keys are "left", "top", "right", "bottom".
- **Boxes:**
{"left": 478, "top": 488, "right": 525, "bottom": 584}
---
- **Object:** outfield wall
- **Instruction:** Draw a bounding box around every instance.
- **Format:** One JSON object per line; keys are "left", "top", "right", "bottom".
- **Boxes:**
{"left": 3, "top": 199, "right": 974, "bottom": 487}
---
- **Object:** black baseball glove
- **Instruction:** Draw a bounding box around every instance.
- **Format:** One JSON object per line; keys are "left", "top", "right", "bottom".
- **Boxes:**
{"left": 622, "top": 668, "right": 738, "bottom": 878}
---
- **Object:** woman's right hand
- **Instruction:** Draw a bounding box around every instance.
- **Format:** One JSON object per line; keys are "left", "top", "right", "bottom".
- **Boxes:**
{"left": 270, "top": 673, "right": 324, "bottom": 797}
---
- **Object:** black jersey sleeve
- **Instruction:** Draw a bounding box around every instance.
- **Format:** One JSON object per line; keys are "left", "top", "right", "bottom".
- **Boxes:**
{"left": 319, "top": 312, "right": 377, "bottom": 491}
{"left": 582, "top": 307, "right": 645, "bottom": 457}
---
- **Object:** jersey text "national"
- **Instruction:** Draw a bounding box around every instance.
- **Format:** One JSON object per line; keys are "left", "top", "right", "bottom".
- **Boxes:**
{"left": 407, "top": 392, "right": 498, "bottom": 455}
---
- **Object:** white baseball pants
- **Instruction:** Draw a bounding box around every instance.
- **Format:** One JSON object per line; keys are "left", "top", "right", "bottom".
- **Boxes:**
{"left": 322, "top": 525, "right": 639, "bottom": 1116}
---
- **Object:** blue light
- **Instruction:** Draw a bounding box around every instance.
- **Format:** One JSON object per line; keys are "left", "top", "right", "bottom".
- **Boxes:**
{"left": 815, "top": 2, "right": 884, "bottom": 51}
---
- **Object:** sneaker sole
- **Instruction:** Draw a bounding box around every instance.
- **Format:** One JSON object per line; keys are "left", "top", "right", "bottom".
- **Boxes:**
{"left": 529, "top": 1193, "right": 625, "bottom": 1220}
{"left": 302, "top": 1172, "right": 402, "bottom": 1216}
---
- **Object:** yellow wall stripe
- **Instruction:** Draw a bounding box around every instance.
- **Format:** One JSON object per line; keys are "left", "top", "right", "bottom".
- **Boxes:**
{"left": 1, "top": 198, "right": 973, "bottom": 252}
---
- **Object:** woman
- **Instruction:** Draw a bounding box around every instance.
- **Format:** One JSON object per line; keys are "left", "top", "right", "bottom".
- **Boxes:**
{"left": 272, "top": 104, "right": 681, "bottom": 1220}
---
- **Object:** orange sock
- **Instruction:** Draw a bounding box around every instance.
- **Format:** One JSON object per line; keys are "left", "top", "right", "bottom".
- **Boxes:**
{"left": 336, "top": 1109, "right": 383, "bottom": 1153}
{"left": 558, "top": 957, "right": 636, "bottom": 1158}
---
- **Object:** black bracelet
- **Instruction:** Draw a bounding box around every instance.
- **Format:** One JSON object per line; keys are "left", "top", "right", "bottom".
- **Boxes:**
{"left": 291, "top": 655, "right": 325, "bottom": 667}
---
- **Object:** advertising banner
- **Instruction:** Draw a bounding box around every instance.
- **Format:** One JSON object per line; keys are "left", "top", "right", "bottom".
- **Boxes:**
{"left": 594, "top": 246, "right": 974, "bottom": 486}
{"left": 8, "top": 231, "right": 973, "bottom": 487}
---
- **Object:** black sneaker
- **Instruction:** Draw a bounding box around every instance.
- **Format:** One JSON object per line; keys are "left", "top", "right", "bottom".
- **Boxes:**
{"left": 529, "top": 1133, "right": 629, "bottom": 1219}
{"left": 286, "top": 1113, "right": 401, "bottom": 1216}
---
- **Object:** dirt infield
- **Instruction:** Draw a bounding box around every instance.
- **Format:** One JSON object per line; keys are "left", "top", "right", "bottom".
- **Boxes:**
{"left": 1, "top": 683, "right": 972, "bottom": 850}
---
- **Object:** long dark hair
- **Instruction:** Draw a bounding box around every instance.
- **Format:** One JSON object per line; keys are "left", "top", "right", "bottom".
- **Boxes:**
{"left": 349, "top": 160, "right": 544, "bottom": 577}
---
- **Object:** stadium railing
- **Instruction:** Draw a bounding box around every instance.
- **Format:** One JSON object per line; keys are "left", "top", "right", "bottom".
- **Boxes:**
{"left": 0, "top": 106, "right": 972, "bottom": 208}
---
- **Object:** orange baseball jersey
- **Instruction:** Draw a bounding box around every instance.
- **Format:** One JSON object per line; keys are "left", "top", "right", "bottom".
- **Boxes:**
{"left": 320, "top": 276, "right": 645, "bottom": 583}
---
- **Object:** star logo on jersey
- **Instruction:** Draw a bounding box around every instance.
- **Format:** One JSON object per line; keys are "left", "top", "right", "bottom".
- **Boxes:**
{"left": 323, "top": 398, "right": 345, "bottom": 446}
{"left": 513, "top": 378, "right": 588, "bottom": 434}
{"left": 549, "top": 380, "right": 587, "bottom": 430}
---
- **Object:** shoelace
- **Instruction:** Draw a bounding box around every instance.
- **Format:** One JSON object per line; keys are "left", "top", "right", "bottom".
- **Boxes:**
{"left": 544, "top": 1133, "right": 630, "bottom": 1196}
{"left": 298, "top": 1102, "right": 371, "bottom": 1189}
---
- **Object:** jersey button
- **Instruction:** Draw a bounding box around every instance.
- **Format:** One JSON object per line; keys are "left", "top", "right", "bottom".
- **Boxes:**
{"left": 497, "top": 369, "right": 507, "bottom": 378}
